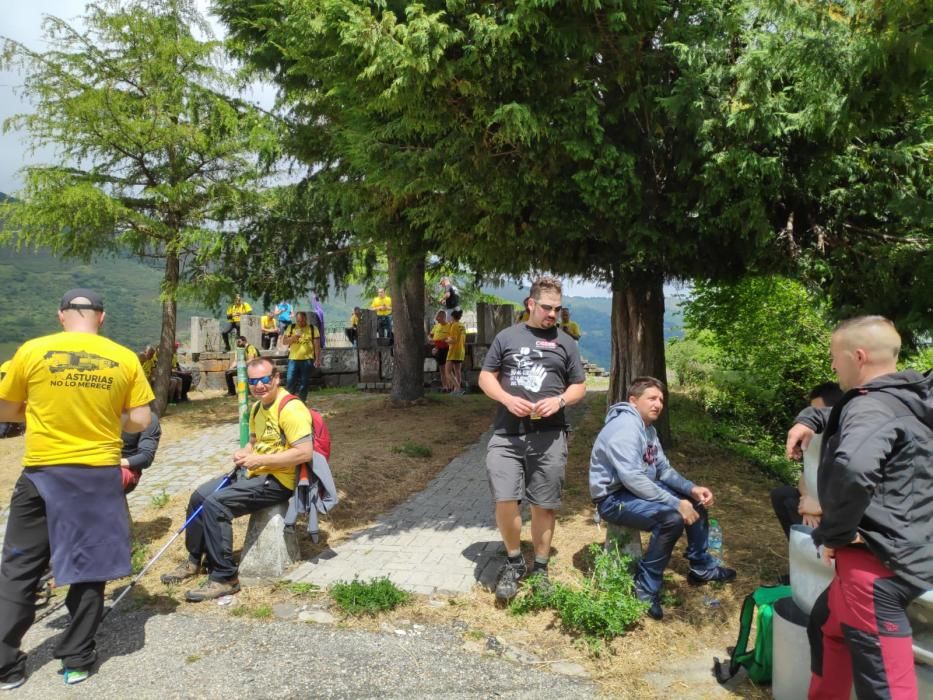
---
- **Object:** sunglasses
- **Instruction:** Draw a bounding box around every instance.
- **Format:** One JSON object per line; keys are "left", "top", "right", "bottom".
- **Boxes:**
{"left": 536, "top": 303, "right": 563, "bottom": 314}
{"left": 247, "top": 375, "right": 274, "bottom": 386}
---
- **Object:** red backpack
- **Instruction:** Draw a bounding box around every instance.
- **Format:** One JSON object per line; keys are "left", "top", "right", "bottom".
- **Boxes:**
{"left": 250, "top": 393, "right": 331, "bottom": 460}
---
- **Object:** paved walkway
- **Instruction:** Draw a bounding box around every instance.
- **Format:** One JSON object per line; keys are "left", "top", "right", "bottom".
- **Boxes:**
{"left": 288, "top": 429, "right": 503, "bottom": 595}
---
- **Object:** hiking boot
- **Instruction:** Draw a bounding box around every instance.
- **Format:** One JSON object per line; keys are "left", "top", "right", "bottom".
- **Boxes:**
{"left": 160, "top": 560, "right": 200, "bottom": 585}
{"left": 687, "top": 565, "right": 737, "bottom": 586}
{"left": 62, "top": 667, "right": 90, "bottom": 686}
{"left": 0, "top": 673, "right": 25, "bottom": 691}
{"left": 494, "top": 559, "right": 527, "bottom": 603}
{"left": 184, "top": 578, "right": 240, "bottom": 602}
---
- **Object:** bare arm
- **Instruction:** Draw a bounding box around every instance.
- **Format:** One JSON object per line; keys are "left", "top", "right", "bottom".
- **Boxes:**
{"left": 122, "top": 404, "right": 152, "bottom": 434}
{"left": 0, "top": 399, "right": 26, "bottom": 422}
{"left": 235, "top": 440, "right": 313, "bottom": 469}
{"left": 532, "top": 381, "right": 586, "bottom": 418}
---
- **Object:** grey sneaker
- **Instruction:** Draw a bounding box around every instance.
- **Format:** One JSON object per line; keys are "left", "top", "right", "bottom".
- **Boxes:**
{"left": 0, "top": 673, "right": 25, "bottom": 691}
{"left": 185, "top": 578, "right": 240, "bottom": 602}
{"left": 160, "top": 560, "right": 200, "bottom": 585}
{"left": 494, "top": 559, "right": 527, "bottom": 603}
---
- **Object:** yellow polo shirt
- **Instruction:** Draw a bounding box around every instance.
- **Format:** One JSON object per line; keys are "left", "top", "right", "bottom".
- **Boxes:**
{"left": 285, "top": 324, "right": 319, "bottom": 361}
{"left": 371, "top": 295, "right": 392, "bottom": 316}
{"left": 0, "top": 332, "right": 154, "bottom": 467}
{"left": 261, "top": 314, "right": 277, "bottom": 332}
{"left": 226, "top": 302, "right": 252, "bottom": 323}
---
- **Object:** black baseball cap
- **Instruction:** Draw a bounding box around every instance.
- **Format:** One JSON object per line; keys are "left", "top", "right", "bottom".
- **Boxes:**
{"left": 60, "top": 288, "right": 104, "bottom": 312}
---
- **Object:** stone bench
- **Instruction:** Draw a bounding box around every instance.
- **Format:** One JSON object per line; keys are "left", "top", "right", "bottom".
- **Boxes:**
{"left": 604, "top": 522, "right": 644, "bottom": 561}
{"left": 239, "top": 502, "right": 300, "bottom": 579}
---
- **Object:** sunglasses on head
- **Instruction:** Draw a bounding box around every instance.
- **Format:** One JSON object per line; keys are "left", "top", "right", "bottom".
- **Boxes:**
{"left": 247, "top": 375, "right": 274, "bottom": 386}
{"left": 536, "top": 303, "right": 563, "bottom": 313}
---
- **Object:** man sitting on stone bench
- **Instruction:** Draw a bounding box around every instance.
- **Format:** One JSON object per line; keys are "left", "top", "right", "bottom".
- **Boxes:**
{"left": 161, "top": 357, "right": 312, "bottom": 601}
{"left": 588, "top": 376, "right": 735, "bottom": 620}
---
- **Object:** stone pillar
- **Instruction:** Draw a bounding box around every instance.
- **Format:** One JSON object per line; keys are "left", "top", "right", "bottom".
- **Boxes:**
{"left": 191, "top": 317, "right": 222, "bottom": 353}
{"left": 476, "top": 302, "right": 514, "bottom": 345}
{"left": 605, "top": 522, "right": 644, "bottom": 561}
{"left": 239, "top": 314, "right": 262, "bottom": 351}
{"left": 238, "top": 502, "right": 300, "bottom": 579}
{"left": 357, "top": 309, "right": 378, "bottom": 350}
{"left": 380, "top": 348, "right": 394, "bottom": 380}
{"left": 358, "top": 348, "right": 380, "bottom": 383}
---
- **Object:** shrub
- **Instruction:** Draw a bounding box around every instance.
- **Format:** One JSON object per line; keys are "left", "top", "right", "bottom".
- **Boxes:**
{"left": 392, "top": 441, "right": 432, "bottom": 458}
{"left": 330, "top": 577, "right": 411, "bottom": 616}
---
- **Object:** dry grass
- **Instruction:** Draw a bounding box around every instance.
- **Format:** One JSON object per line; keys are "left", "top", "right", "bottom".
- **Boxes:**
{"left": 7, "top": 387, "right": 788, "bottom": 698}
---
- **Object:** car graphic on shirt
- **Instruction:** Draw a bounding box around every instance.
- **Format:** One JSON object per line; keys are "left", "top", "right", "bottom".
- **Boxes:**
{"left": 43, "top": 350, "right": 119, "bottom": 374}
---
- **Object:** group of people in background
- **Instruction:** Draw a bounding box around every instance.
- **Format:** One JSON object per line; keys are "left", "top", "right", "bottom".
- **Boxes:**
{"left": 429, "top": 308, "right": 467, "bottom": 394}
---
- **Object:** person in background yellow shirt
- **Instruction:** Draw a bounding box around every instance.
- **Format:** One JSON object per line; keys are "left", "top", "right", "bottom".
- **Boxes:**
{"left": 283, "top": 311, "right": 320, "bottom": 402}
{"left": 221, "top": 294, "right": 252, "bottom": 352}
{"left": 260, "top": 311, "right": 279, "bottom": 350}
{"left": 429, "top": 310, "right": 450, "bottom": 392}
{"left": 160, "top": 357, "right": 312, "bottom": 602}
{"left": 559, "top": 307, "right": 582, "bottom": 340}
{"left": 516, "top": 297, "right": 531, "bottom": 324}
{"left": 445, "top": 309, "right": 467, "bottom": 394}
{"left": 224, "top": 336, "right": 260, "bottom": 396}
{"left": 370, "top": 287, "right": 393, "bottom": 342}
{"left": 344, "top": 306, "right": 362, "bottom": 347}
{"left": 0, "top": 288, "right": 153, "bottom": 688}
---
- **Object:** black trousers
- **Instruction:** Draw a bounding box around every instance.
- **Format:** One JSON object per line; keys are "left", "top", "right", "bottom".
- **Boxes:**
{"left": 0, "top": 476, "right": 105, "bottom": 679}
{"left": 261, "top": 332, "right": 278, "bottom": 350}
{"left": 770, "top": 484, "right": 803, "bottom": 540}
{"left": 183, "top": 473, "right": 292, "bottom": 582}
{"left": 221, "top": 322, "right": 240, "bottom": 351}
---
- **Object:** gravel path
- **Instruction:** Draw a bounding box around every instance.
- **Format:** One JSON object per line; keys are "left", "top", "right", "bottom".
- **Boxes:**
{"left": 16, "top": 607, "right": 596, "bottom": 699}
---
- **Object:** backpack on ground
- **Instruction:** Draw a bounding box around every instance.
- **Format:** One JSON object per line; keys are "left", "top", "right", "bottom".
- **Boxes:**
{"left": 719, "top": 584, "right": 792, "bottom": 684}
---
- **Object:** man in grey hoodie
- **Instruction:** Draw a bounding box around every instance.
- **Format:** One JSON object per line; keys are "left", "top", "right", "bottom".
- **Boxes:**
{"left": 589, "top": 376, "right": 735, "bottom": 619}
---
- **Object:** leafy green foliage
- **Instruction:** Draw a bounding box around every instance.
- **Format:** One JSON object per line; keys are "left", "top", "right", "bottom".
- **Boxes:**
{"left": 130, "top": 539, "right": 150, "bottom": 575}
{"left": 150, "top": 489, "right": 170, "bottom": 509}
{"left": 330, "top": 577, "right": 411, "bottom": 616}
{"left": 510, "top": 544, "right": 647, "bottom": 644}
{"left": 681, "top": 276, "right": 834, "bottom": 438}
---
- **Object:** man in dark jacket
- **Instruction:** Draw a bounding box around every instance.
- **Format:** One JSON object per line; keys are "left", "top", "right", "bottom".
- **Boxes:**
{"left": 786, "top": 316, "right": 932, "bottom": 699}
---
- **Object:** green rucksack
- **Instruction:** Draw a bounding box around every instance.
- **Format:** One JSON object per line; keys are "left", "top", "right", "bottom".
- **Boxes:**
{"left": 724, "top": 584, "right": 792, "bottom": 683}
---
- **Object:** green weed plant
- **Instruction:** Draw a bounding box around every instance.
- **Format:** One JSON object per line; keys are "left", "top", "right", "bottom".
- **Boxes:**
{"left": 392, "top": 441, "right": 432, "bottom": 459}
{"left": 150, "top": 489, "right": 170, "bottom": 509}
{"left": 510, "top": 544, "right": 647, "bottom": 644}
{"left": 330, "top": 577, "right": 411, "bottom": 616}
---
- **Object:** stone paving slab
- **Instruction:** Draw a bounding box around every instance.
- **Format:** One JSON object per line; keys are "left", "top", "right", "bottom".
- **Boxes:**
{"left": 288, "top": 429, "right": 505, "bottom": 595}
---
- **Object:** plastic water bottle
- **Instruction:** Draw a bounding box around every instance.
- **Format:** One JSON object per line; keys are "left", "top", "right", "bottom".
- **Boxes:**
{"left": 708, "top": 519, "right": 723, "bottom": 564}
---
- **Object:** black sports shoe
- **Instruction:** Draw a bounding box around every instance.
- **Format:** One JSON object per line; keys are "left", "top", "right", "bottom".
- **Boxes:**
{"left": 635, "top": 585, "right": 663, "bottom": 620}
{"left": 0, "top": 672, "right": 25, "bottom": 691}
{"left": 687, "top": 565, "right": 737, "bottom": 586}
{"left": 494, "top": 559, "right": 527, "bottom": 603}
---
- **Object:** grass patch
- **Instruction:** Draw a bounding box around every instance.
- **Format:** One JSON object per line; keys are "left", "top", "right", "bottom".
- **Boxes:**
{"left": 130, "top": 539, "right": 150, "bottom": 574}
{"left": 150, "top": 488, "right": 170, "bottom": 509}
{"left": 185, "top": 654, "right": 201, "bottom": 664}
{"left": 392, "top": 441, "right": 433, "bottom": 458}
{"left": 510, "top": 544, "right": 647, "bottom": 647}
{"left": 277, "top": 581, "right": 321, "bottom": 596}
{"left": 250, "top": 603, "right": 273, "bottom": 619}
{"left": 330, "top": 577, "right": 411, "bottom": 616}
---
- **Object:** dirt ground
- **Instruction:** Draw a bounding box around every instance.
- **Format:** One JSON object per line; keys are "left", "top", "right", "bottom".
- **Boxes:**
{"left": 7, "top": 387, "right": 790, "bottom": 698}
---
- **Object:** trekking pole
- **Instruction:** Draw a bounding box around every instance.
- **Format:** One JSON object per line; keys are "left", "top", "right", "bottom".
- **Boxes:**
{"left": 103, "top": 466, "right": 239, "bottom": 620}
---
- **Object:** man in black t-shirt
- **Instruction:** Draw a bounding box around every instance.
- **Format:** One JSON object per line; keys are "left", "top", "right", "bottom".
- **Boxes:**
{"left": 478, "top": 276, "right": 586, "bottom": 602}
{"left": 440, "top": 277, "right": 459, "bottom": 320}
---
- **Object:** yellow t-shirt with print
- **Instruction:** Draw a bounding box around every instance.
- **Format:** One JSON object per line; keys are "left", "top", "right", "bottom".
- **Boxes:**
{"left": 285, "top": 324, "right": 319, "bottom": 361}
{"left": 431, "top": 322, "right": 449, "bottom": 344}
{"left": 0, "top": 332, "right": 154, "bottom": 467}
{"left": 226, "top": 302, "right": 252, "bottom": 323}
{"left": 371, "top": 295, "right": 392, "bottom": 316}
{"left": 446, "top": 321, "right": 466, "bottom": 362}
{"left": 249, "top": 388, "right": 313, "bottom": 490}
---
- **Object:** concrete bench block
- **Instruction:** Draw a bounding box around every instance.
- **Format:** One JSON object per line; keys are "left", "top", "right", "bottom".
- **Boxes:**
{"left": 239, "top": 502, "right": 300, "bottom": 579}
{"left": 604, "top": 522, "right": 644, "bottom": 561}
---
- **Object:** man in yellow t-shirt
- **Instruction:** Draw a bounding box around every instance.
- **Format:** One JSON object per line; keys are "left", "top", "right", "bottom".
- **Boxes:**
{"left": 445, "top": 309, "right": 467, "bottom": 394}
{"left": 345, "top": 306, "right": 362, "bottom": 347}
{"left": 0, "top": 288, "right": 153, "bottom": 688}
{"left": 370, "top": 287, "right": 393, "bottom": 342}
{"left": 221, "top": 294, "right": 253, "bottom": 352}
{"left": 282, "top": 311, "right": 321, "bottom": 402}
{"left": 161, "top": 357, "right": 313, "bottom": 602}
{"left": 559, "top": 308, "right": 582, "bottom": 340}
{"left": 260, "top": 311, "right": 279, "bottom": 350}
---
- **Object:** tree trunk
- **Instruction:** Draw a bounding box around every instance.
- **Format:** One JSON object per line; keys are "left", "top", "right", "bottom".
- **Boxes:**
{"left": 609, "top": 272, "right": 671, "bottom": 444}
{"left": 152, "top": 252, "right": 179, "bottom": 416}
{"left": 387, "top": 242, "right": 426, "bottom": 405}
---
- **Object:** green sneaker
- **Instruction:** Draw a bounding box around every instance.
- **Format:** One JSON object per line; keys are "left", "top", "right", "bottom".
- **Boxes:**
{"left": 62, "top": 667, "right": 90, "bottom": 685}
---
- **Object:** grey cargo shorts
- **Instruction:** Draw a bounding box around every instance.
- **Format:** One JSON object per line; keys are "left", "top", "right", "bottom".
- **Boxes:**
{"left": 485, "top": 429, "right": 567, "bottom": 509}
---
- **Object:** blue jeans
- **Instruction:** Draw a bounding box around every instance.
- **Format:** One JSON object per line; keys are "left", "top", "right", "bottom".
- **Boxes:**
{"left": 377, "top": 315, "right": 392, "bottom": 340}
{"left": 286, "top": 359, "right": 313, "bottom": 402}
{"left": 597, "top": 482, "right": 717, "bottom": 600}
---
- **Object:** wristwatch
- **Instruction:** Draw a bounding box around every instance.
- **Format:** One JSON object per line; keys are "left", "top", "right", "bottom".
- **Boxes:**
{"left": 558, "top": 396, "right": 566, "bottom": 409}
